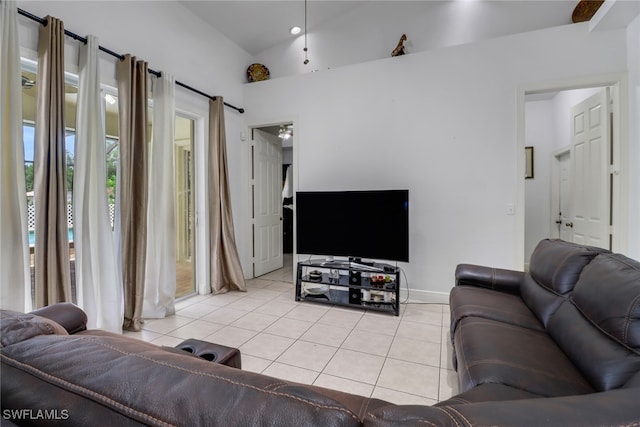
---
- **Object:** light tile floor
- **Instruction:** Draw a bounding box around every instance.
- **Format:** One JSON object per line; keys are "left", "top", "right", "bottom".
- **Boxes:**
{"left": 124, "top": 257, "right": 459, "bottom": 406}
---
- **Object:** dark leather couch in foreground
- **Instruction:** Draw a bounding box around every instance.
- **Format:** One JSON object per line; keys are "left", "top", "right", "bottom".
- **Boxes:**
{"left": 2, "top": 239, "right": 639, "bottom": 426}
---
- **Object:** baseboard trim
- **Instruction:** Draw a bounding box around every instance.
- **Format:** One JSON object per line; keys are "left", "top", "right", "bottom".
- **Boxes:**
{"left": 400, "top": 288, "right": 450, "bottom": 304}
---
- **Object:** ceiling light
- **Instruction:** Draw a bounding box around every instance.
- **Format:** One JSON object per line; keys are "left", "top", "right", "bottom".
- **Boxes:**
{"left": 290, "top": 26, "right": 301, "bottom": 35}
{"left": 279, "top": 125, "right": 293, "bottom": 140}
{"left": 104, "top": 94, "right": 116, "bottom": 105}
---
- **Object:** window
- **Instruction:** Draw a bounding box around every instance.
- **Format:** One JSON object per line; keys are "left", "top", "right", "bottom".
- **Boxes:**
{"left": 23, "top": 123, "right": 35, "bottom": 247}
{"left": 21, "top": 64, "right": 93, "bottom": 299}
{"left": 21, "top": 60, "right": 195, "bottom": 302}
{"left": 105, "top": 93, "right": 120, "bottom": 227}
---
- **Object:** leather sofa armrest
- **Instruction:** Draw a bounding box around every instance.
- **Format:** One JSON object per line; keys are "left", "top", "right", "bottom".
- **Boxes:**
{"left": 366, "top": 388, "right": 640, "bottom": 426}
{"left": 455, "top": 264, "right": 524, "bottom": 295}
{"left": 30, "top": 303, "right": 88, "bottom": 335}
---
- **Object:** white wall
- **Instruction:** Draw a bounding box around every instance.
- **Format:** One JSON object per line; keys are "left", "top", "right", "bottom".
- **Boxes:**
{"left": 15, "top": 1, "right": 254, "bottom": 287}
{"left": 244, "top": 23, "right": 630, "bottom": 300}
{"left": 524, "top": 100, "right": 553, "bottom": 262}
{"left": 627, "top": 15, "right": 640, "bottom": 260}
{"left": 283, "top": 147, "right": 293, "bottom": 165}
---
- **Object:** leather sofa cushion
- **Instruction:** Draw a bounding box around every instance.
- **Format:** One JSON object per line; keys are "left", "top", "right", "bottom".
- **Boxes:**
{"left": 528, "top": 239, "right": 607, "bottom": 295}
{"left": 30, "top": 302, "right": 87, "bottom": 334}
{"left": 0, "top": 310, "right": 68, "bottom": 347}
{"left": 454, "top": 317, "right": 594, "bottom": 397}
{"left": 623, "top": 371, "right": 640, "bottom": 388}
{"left": 546, "top": 254, "right": 640, "bottom": 392}
{"left": 521, "top": 239, "right": 607, "bottom": 326}
{"left": 435, "top": 383, "right": 541, "bottom": 405}
{"left": 1, "top": 333, "right": 381, "bottom": 426}
{"left": 571, "top": 253, "right": 640, "bottom": 350}
{"left": 449, "top": 286, "right": 544, "bottom": 340}
{"left": 520, "top": 274, "right": 567, "bottom": 327}
{"left": 364, "top": 388, "right": 640, "bottom": 427}
{"left": 550, "top": 302, "right": 639, "bottom": 391}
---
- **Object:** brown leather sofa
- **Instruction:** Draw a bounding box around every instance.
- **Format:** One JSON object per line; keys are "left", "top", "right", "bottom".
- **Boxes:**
{"left": 443, "top": 239, "right": 640, "bottom": 424}
{"left": 2, "top": 239, "right": 639, "bottom": 426}
{"left": 1, "top": 303, "right": 389, "bottom": 426}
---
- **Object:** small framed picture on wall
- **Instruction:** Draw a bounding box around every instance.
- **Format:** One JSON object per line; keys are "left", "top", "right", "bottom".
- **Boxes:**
{"left": 525, "top": 146, "right": 534, "bottom": 179}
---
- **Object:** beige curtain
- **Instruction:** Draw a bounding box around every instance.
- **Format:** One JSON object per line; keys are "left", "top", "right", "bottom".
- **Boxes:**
{"left": 34, "top": 16, "right": 72, "bottom": 308}
{"left": 116, "top": 55, "right": 148, "bottom": 331}
{"left": 208, "top": 97, "right": 246, "bottom": 294}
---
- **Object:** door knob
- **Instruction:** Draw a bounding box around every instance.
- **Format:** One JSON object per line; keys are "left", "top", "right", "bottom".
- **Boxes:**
{"left": 565, "top": 222, "right": 574, "bottom": 228}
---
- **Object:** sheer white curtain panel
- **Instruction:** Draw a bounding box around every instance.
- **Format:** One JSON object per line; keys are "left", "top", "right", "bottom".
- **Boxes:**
{"left": 0, "top": 0, "right": 31, "bottom": 312}
{"left": 143, "top": 72, "right": 176, "bottom": 318}
{"left": 74, "top": 35, "right": 123, "bottom": 332}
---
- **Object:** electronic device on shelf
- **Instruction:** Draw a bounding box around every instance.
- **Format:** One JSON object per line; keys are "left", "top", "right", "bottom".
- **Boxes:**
{"left": 301, "top": 282, "right": 329, "bottom": 295}
{"left": 308, "top": 270, "right": 323, "bottom": 282}
{"left": 295, "top": 189, "right": 409, "bottom": 263}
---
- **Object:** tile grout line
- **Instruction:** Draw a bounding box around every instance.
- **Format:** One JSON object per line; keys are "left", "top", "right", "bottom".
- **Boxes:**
{"left": 135, "top": 260, "right": 455, "bottom": 403}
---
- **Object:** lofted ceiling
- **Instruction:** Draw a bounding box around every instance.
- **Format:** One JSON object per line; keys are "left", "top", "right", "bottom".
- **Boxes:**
{"left": 179, "top": 1, "right": 366, "bottom": 56}
{"left": 179, "top": 1, "right": 579, "bottom": 58}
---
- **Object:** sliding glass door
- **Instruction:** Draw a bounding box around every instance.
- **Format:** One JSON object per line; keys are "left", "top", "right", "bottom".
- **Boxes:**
{"left": 174, "top": 115, "right": 195, "bottom": 298}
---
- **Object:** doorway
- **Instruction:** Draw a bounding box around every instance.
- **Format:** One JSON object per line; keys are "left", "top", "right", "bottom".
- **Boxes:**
{"left": 521, "top": 76, "right": 627, "bottom": 265}
{"left": 250, "top": 123, "right": 294, "bottom": 278}
{"left": 551, "top": 148, "right": 572, "bottom": 242}
{"left": 175, "top": 115, "right": 196, "bottom": 298}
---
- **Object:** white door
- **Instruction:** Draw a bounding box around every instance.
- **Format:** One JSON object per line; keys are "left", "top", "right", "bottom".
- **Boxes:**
{"left": 252, "top": 129, "right": 283, "bottom": 276}
{"left": 558, "top": 151, "right": 573, "bottom": 242}
{"left": 551, "top": 150, "right": 573, "bottom": 241}
{"left": 569, "top": 89, "right": 611, "bottom": 249}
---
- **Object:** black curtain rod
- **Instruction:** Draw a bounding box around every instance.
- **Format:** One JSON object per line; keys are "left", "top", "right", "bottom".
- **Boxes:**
{"left": 17, "top": 8, "right": 245, "bottom": 114}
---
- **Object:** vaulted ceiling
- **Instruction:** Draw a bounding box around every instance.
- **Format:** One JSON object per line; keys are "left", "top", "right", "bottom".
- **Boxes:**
{"left": 179, "top": 1, "right": 578, "bottom": 57}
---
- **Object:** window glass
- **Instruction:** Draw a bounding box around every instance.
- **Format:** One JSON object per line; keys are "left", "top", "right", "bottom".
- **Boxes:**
{"left": 175, "top": 115, "right": 195, "bottom": 298}
{"left": 105, "top": 94, "right": 119, "bottom": 227}
{"left": 21, "top": 66, "right": 78, "bottom": 297}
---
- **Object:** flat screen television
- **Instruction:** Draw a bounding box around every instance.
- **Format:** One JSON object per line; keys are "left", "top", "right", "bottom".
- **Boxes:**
{"left": 296, "top": 190, "right": 409, "bottom": 263}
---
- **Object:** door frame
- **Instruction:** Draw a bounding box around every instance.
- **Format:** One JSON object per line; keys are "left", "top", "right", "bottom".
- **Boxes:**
{"left": 247, "top": 119, "right": 298, "bottom": 279}
{"left": 174, "top": 112, "right": 197, "bottom": 299}
{"left": 517, "top": 73, "right": 629, "bottom": 267}
{"left": 176, "top": 103, "right": 207, "bottom": 295}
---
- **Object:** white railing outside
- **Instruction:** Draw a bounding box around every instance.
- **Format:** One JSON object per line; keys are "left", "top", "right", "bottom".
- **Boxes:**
{"left": 27, "top": 203, "right": 116, "bottom": 231}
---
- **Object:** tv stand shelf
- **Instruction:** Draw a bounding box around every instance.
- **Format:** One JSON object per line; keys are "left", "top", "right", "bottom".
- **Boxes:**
{"left": 295, "top": 259, "right": 401, "bottom": 316}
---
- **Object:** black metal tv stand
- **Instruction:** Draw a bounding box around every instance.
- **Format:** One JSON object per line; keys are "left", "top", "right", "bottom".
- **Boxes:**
{"left": 295, "top": 258, "right": 400, "bottom": 316}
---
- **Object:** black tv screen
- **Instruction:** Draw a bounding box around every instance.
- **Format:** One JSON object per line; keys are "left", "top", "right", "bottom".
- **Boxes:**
{"left": 296, "top": 190, "right": 409, "bottom": 262}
